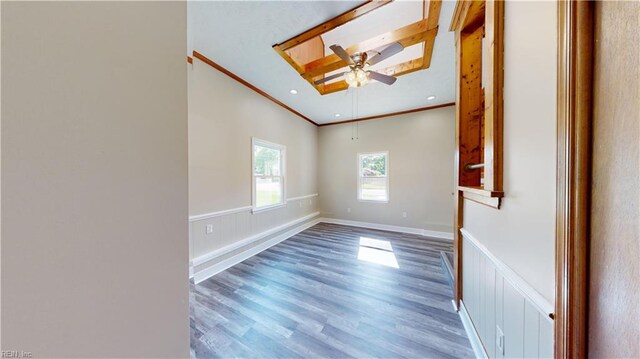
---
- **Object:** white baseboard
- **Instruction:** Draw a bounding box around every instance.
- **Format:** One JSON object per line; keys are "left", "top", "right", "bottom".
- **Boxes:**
{"left": 191, "top": 212, "right": 320, "bottom": 284}
{"left": 191, "top": 211, "right": 320, "bottom": 267}
{"left": 191, "top": 214, "right": 451, "bottom": 284}
{"left": 319, "top": 217, "right": 453, "bottom": 240}
{"left": 457, "top": 300, "right": 489, "bottom": 359}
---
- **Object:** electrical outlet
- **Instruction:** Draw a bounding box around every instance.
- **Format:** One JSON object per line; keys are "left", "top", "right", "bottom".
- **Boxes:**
{"left": 205, "top": 224, "right": 214, "bottom": 234}
{"left": 402, "top": 212, "right": 407, "bottom": 218}
{"left": 496, "top": 325, "right": 505, "bottom": 355}
{"left": 347, "top": 208, "right": 351, "bottom": 213}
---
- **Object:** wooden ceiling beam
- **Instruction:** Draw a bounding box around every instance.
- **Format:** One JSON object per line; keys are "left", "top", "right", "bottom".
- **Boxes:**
{"left": 273, "top": 43, "right": 324, "bottom": 94}
{"left": 274, "top": 40, "right": 325, "bottom": 93}
{"left": 377, "top": 57, "right": 425, "bottom": 76}
{"left": 273, "top": 45, "right": 306, "bottom": 74}
{"left": 303, "top": 20, "right": 436, "bottom": 79}
{"left": 422, "top": 0, "right": 442, "bottom": 68}
{"left": 321, "top": 57, "right": 425, "bottom": 95}
{"left": 425, "top": 0, "right": 442, "bottom": 29}
{"left": 450, "top": 0, "right": 485, "bottom": 32}
{"left": 275, "top": 0, "right": 392, "bottom": 51}
{"left": 273, "top": 0, "right": 443, "bottom": 95}
{"left": 422, "top": 36, "right": 437, "bottom": 69}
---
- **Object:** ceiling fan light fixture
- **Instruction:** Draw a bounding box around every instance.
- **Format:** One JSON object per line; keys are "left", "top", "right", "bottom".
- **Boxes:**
{"left": 345, "top": 68, "right": 368, "bottom": 88}
{"left": 356, "top": 68, "right": 368, "bottom": 82}
{"left": 345, "top": 71, "right": 357, "bottom": 87}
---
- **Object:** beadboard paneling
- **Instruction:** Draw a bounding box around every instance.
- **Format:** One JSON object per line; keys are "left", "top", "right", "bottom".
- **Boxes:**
{"left": 190, "top": 195, "right": 318, "bottom": 260}
{"left": 461, "top": 229, "right": 553, "bottom": 358}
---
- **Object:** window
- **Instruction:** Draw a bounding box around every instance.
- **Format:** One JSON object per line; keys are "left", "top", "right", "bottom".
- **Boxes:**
{"left": 252, "top": 138, "right": 285, "bottom": 212}
{"left": 358, "top": 152, "right": 389, "bottom": 202}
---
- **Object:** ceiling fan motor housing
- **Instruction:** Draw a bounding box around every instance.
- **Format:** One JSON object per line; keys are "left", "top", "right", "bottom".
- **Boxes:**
{"left": 350, "top": 52, "right": 368, "bottom": 69}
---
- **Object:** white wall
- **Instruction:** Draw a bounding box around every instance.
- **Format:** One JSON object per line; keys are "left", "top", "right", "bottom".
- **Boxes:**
{"left": 1, "top": 2, "right": 188, "bottom": 357}
{"left": 1, "top": 2, "right": 3, "bottom": 352}
{"left": 461, "top": 1, "right": 557, "bottom": 357}
{"left": 318, "top": 107, "right": 455, "bottom": 235}
{"left": 188, "top": 59, "right": 319, "bottom": 263}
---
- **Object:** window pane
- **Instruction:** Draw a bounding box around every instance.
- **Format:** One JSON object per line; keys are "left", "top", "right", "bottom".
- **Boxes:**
{"left": 256, "top": 176, "right": 282, "bottom": 207}
{"left": 254, "top": 145, "right": 281, "bottom": 176}
{"left": 360, "top": 177, "right": 387, "bottom": 201}
{"left": 360, "top": 154, "right": 386, "bottom": 177}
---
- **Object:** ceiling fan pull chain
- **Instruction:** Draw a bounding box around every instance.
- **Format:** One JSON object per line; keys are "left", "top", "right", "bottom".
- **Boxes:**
{"left": 353, "top": 88, "right": 359, "bottom": 140}
{"left": 356, "top": 89, "right": 359, "bottom": 140}
{"left": 351, "top": 89, "right": 354, "bottom": 141}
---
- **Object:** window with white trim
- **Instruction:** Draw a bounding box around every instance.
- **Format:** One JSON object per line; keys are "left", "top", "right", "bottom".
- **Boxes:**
{"left": 252, "top": 138, "right": 285, "bottom": 212}
{"left": 358, "top": 151, "right": 389, "bottom": 202}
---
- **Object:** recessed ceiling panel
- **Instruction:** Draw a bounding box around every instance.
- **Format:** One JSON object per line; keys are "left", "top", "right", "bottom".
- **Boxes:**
{"left": 188, "top": 1, "right": 456, "bottom": 124}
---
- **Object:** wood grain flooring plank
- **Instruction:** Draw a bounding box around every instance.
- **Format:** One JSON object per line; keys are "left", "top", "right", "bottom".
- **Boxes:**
{"left": 191, "top": 223, "right": 473, "bottom": 358}
{"left": 320, "top": 322, "right": 402, "bottom": 358}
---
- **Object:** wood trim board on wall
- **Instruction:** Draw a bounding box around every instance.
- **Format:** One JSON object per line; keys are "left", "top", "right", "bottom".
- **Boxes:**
{"left": 187, "top": 52, "right": 455, "bottom": 127}
{"left": 555, "top": 1, "right": 592, "bottom": 358}
{"left": 449, "top": 0, "right": 505, "bottom": 310}
{"left": 190, "top": 51, "right": 318, "bottom": 126}
{"left": 318, "top": 103, "right": 455, "bottom": 126}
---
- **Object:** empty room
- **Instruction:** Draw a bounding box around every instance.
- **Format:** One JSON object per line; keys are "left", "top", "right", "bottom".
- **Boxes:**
{"left": 1, "top": 0, "right": 638, "bottom": 358}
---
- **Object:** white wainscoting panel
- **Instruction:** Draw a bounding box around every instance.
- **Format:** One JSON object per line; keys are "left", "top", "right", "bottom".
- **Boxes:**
{"left": 189, "top": 194, "right": 319, "bottom": 273}
{"left": 192, "top": 212, "right": 320, "bottom": 284}
{"left": 460, "top": 228, "right": 554, "bottom": 359}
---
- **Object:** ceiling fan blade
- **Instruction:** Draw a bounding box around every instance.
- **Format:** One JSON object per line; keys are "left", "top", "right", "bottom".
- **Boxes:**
{"left": 366, "top": 42, "right": 404, "bottom": 66}
{"left": 367, "top": 71, "right": 397, "bottom": 85}
{"left": 329, "top": 44, "right": 354, "bottom": 65}
{"left": 313, "top": 72, "right": 346, "bottom": 85}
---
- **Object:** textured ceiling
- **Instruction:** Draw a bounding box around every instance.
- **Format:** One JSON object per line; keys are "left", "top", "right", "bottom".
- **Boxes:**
{"left": 188, "top": 1, "right": 456, "bottom": 125}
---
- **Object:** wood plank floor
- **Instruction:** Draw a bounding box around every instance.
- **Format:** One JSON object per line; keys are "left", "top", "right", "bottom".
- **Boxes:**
{"left": 190, "top": 223, "right": 473, "bottom": 358}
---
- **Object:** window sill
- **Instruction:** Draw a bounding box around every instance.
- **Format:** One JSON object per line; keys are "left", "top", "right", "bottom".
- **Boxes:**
{"left": 459, "top": 186, "right": 503, "bottom": 209}
{"left": 358, "top": 199, "right": 389, "bottom": 204}
{"left": 252, "top": 202, "right": 286, "bottom": 214}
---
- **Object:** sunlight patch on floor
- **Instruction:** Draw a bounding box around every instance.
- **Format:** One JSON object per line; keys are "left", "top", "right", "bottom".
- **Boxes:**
{"left": 357, "top": 237, "right": 399, "bottom": 268}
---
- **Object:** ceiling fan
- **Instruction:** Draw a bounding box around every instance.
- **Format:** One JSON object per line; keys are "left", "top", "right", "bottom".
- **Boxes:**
{"left": 314, "top": 42, "right": 404, "bottom": 88}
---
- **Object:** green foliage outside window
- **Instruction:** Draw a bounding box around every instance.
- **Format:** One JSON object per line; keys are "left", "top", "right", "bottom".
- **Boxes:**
{"left": 361, "top": 154, "right": 386, "bottom": 176}
{"left": 254, "top": 146, "right": 280, "bottom": 176}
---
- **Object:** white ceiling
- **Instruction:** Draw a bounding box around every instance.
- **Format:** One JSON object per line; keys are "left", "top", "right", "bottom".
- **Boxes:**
{"left": 188, "top": 1, "right": 456, "bottom": 124}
